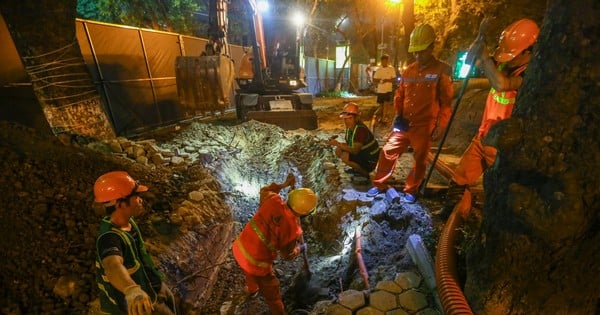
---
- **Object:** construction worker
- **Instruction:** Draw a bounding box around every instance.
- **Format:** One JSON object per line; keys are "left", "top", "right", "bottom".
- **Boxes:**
{"left": 94, "top": 171, "right": 176, "bottom": 315}
{"left": 370, "top": 54, "right": 398, "bottom": 129}
{"left": 367, "top": 24, "right": 453, "bottom": 203}
{"left": 329, "top": 102, "right": 381, "bottom": 177}
{"left": 442, "top": 18, "right": 540, "bottom": 217}
{"left": 232, "top": 173, "right": 318, "bottom": 315}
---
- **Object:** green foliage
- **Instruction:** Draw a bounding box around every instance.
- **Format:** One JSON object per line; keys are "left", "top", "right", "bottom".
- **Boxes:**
{"left": 316, "top": 91, "right": 344, "bottom": 98}
{"left": 76, "top": 0, "right": 204, "bottom": 35}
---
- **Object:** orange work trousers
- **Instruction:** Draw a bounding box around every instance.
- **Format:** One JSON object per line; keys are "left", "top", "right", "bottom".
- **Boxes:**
{"left": 452, "top": 136, "right": 497, "bottom": 186}
{"left": 244, "top": 270, "right": 284, "bottom": 315}
{"left": 372, "top": 123, "right": 434, "bottom": 195}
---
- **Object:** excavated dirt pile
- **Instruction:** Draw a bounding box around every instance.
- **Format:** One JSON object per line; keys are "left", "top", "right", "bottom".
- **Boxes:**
{"left": 0, "top": 90, "right": 488, "bottom": 315}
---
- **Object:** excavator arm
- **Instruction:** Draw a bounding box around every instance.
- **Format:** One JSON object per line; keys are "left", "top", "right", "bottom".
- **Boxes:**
{"left": 175, "top": 0, "right": 317, "bottom": 130}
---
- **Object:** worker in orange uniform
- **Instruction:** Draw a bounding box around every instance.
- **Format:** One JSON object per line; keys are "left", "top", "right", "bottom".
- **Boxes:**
{"left": 442, "top": 18, "right": 540, "bottom": 217}
{"left": 232, "top": 173, "right": 318, "bottom": 314}
{"left": 94, "top": 171, "right": 177, "bottom": 315}
{"left": 329, "top": 102, "right": 381, "bottom": 178}
{"left": 366, "top": 24, "right": 453, "bottom": 203}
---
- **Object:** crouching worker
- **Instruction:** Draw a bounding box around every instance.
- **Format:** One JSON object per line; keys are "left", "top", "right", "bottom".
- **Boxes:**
{"left": 328, "top": 102, "right": 381, "bottom": 178}
{"left": 94, "top": 171, "right": 177, "bottom": 315}
{"left": 232, "top": 173, "right": 318, "bottom": 315}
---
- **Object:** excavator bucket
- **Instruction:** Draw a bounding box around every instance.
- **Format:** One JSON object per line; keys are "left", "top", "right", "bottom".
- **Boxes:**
{"left": 175, "top": 55, "right": 235, "bottom": 116}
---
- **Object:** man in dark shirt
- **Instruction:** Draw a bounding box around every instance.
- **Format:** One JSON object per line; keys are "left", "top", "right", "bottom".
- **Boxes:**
{"left": 329, "top": 102, "right": 381, "bottom": 177}
{"left": 94, "top": 171, "right": 176, "bottom": 315}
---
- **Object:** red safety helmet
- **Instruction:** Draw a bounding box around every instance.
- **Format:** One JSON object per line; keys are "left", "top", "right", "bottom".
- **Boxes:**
{"left": 494, "top": 19, "right": 539, "bottom": 62}
{"left": 339, "top": 102, "right": 360, "bottom": 118}
{"left": 94, "top": 171, "right": 148, "bottom": 203}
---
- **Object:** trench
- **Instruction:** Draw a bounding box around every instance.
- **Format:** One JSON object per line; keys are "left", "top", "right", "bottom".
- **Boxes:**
{"left": 165, "top": 119, "right": 441, "bottom": 313}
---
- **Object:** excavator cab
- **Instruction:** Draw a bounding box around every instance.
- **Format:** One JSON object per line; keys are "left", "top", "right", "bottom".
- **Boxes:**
{"left": 175, "top": 0, "right": 317, "bottom": 130}
{"left": 234, "top": 1, "right": 316, "bottom": 130}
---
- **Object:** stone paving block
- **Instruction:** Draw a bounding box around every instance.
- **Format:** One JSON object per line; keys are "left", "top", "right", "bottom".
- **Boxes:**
{"left": 356, "top": 306, "right": 385, "bottom": 315}
{"left": 398, "top": 289, "right": 428, "bottom": 312}
{"left": 338, "top": 289, "right": 366, "bottom": 311}
{"left": 325, "top": 303, "right": 353, "bottom": 315}
{"left": 395, "top": 271, "right": 422, "bottom": 289}
{"left": 370, "top": 290, "right": 398, "bottom": 311}
{"left": 385, "top": 308, "right": 410, "bottom": 315}
{"left": 375, "top": 280, "right": 403, "bottom": 294}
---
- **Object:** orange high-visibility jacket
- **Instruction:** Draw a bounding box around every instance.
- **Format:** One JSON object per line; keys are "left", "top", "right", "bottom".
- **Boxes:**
{"left": 394, "top": 57, "right": 453, "bottom": 130}
{"left": 232, "top": 184, "right": 302, "bottom": 276}
{"left": 478, "top": 63, "right": 527, "bottom": 137}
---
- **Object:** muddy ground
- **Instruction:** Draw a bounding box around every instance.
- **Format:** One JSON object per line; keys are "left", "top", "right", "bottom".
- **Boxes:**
{"left": 0, "top": 86, "right": 488, "bottom": 315}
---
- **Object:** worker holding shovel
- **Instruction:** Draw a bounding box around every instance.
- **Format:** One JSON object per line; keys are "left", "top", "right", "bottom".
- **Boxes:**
{"left": 441, "top": 18, "right": 540, "bottom": 219}
{"left": 232, "top": 173, "right": 317, "bottom": 315}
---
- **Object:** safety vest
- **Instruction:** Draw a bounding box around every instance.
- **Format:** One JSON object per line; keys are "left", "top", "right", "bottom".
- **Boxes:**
{"left": 95, "top": 217, "right": 164, "bottom": 314}
{"left": 479, "top": 63, "right": 527, "bottom": 137}
{"left": 232, "top": 195, "right": 302, "bottom": 276}
{"left": 345, "top": 122, "right": 380, "bottom": 163}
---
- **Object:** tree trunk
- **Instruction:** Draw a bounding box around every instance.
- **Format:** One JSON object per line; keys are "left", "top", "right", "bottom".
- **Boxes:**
{"left": 465, "top": 1, "right": 600, "bottom": 314}
{"left": 0, "top": 0, "right": 114, "bottom": 140}
{"left": 401, "top": 0, "right": 414, "bottom": 65}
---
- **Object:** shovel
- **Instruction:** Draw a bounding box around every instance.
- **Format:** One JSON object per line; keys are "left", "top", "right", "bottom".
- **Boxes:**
{"left": 420, "top": 18, "right": 490, "bottom": 196}
{"left": 298, "top": 221, "right": 312, "bottom": 279}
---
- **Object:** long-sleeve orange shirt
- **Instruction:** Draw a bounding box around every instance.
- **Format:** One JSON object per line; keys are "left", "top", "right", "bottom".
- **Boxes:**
{"left": 233, "top": 183, "right": 302, "bottom": 276}
{"left": 394, "top": 57, "right": 453, "bottom": 130}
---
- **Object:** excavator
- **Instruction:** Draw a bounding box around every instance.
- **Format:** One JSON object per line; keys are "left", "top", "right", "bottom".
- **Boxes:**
{"left": 175, "top": 0, "right": 318, "bottom": 130}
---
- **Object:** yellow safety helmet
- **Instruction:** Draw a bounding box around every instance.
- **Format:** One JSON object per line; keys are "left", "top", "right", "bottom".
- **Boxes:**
{"left": 288, "top": 188, "right": 318, "bottom": 216}
{"left": 408, "top": 24, "right": 436, "bottom": 53}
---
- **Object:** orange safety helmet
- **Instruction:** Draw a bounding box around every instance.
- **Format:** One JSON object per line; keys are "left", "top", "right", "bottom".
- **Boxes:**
{"left": 494, "top": 19, "right": 539, "bottom": 62}
{"left": 94, "top": 171, "right": 148, "bottom": 203}
{"left": 339, "top": 102, "right": 360, "bottom": 118}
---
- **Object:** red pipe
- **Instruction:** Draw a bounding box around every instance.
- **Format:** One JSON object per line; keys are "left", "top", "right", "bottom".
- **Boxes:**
{"left": 435, "top": 192, "right": 474, "bottom": 314}
{"left": 355, "top": 227, "right": 370, "bottom": 290}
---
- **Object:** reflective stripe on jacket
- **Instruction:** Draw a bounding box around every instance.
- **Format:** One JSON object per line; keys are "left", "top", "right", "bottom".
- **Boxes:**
{"left": 478, "top": 63, "right": 527, "bottom": 137}
{"left": 345, "top": 121, "right": 380, "bottom": 163}
{"left": 232, "top": 193, "right": 302, "bottom": 276}
{"left": 394, "top": 57, "right": 453, "bottom": 130}
{"left": 95, "top": 217, "right": 164, "bottom": 314}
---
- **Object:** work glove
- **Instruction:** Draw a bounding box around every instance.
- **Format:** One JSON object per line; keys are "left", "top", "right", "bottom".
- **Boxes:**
{"left": 124, "top": 284, "right": 153, "bottom": 315}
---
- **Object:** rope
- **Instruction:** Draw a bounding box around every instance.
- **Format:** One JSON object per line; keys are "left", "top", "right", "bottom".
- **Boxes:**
{"left": 21, "top": 39, "right": 99, "bottom": 104}
{"left": 22, "top": 41, "right": 77, "bottom": 60}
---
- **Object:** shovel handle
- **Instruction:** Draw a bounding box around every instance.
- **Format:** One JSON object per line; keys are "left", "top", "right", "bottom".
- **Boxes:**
{"left": 299, "top": 233, "right": 311, "bottom": 274}
{"left": 419, "top": 17, "right": 490, "bottom": 195}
